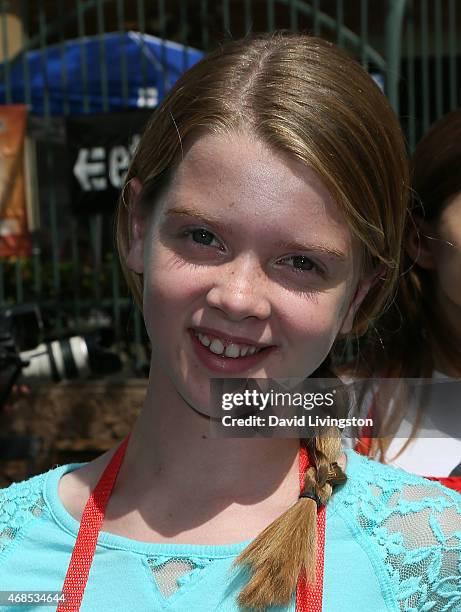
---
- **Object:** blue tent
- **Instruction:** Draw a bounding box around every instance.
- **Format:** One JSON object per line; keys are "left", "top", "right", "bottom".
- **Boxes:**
{"left": 0, "top": 31, "right": 204, "bottom": 116}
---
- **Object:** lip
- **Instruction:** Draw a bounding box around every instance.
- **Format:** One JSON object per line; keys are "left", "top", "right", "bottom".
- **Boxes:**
{"left": 191, "top": 326, "right": 273, "bottom": 349}
{"left": 188, "top": 329, "right": 276, "bottom": 374}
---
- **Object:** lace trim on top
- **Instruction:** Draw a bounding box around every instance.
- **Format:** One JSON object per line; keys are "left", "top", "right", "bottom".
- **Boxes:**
{"left": 146, "top": 555, "right": 216, "bottom": 598}
{"left": 0, "top": 472, "right": 47, "bottom": 557}
{"left": 340, "top": 450, "right": 461, "bottom": 612}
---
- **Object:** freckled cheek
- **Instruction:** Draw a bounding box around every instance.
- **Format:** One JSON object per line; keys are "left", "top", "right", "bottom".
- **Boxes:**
{"left": 269, "top": 294, "right": 345, "bottom": 378}
{"left": 141, "top": 266, "right": 205, "bottom": 343}
{"left": 281, "top": 294, "right": 345, "bottom": 348}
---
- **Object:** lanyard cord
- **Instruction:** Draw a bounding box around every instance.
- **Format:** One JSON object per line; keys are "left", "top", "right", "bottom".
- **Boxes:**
{"left": 57, "top": 435, "right": 325, "bottom": 612}
{"left": 297, "top": 444, "right": 326, "bottom": 611}
{"left": 56, "top": 434, "right": 130, "bottom": 612}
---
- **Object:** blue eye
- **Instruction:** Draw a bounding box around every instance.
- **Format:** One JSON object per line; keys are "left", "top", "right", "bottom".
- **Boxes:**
{"left": 291, "top": 256, "right": 315, "bottom": 271}
{"left": 283, "top": 255, "right": 322, "bottom": 276}
{"left": 180, "top": 228, "right": 323, "bottom": 277}
{"left": 184, "top": 228, "right": 219, "bottom": 247}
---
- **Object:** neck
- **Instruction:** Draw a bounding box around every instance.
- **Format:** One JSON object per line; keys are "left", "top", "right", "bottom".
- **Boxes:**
{"left": 116, "top": 359, "right": 302, "bottom": 506}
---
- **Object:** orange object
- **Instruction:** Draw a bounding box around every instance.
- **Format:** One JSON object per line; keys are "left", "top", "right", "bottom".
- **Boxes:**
{"left": 0, "top": 105, "right": 31, "bottom": 258}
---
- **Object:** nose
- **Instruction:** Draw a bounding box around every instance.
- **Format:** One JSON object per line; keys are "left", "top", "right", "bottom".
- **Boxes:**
{"left": 205, "top": 254, "right": 271, "bottom": 321}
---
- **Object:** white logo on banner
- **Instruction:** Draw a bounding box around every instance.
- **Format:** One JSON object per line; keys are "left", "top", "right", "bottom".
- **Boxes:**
{"left": 73, "top": 135, "right": 140, "bottom": 192}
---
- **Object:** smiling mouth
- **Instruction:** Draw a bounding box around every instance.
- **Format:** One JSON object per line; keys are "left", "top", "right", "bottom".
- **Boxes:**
{"left": 188, "top": 328, "right": 276, "bottom": 375}
{"left": 191, "top": 329, "right": 271, "bottom": 359}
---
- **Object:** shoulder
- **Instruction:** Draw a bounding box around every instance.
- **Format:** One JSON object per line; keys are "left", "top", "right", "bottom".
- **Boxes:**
{"left": 1, "top": 469, "right": 49, "bottom": 521}
{"left": 340, "top": 448, "right": 461, "bottom": 517}
{"left": 345, "top": 447, "right": 458, "bottom": 487}
{"left": 0, "top": 467, "right": 59, "bottom": 559}
{"left": 0, "top": 450, "right": 111, "bottom": 556}
{"left": 335, "top": 450, "right": 461, "bottom": 611}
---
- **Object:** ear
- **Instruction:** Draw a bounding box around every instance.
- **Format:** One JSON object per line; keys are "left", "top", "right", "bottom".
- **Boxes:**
{"left": 406, "top": 218, "right": 436, "bottom": 270}
{"left": 338, "top": 268, "right": 383, "bottom": 336}
{"left": 125, "top": 178, "right": 147, "bottom": 274}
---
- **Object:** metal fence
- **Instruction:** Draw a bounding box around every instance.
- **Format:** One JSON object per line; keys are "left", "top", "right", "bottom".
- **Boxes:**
{"left": 0, "top": 0, "right": 459, "bottom": 370}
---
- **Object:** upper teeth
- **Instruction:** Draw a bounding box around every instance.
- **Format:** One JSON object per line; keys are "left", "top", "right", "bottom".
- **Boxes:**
{"left": 194, "top": 332, "right": 263, "bottom": 358}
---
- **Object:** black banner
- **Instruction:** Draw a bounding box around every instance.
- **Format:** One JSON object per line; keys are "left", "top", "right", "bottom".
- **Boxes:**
{"left": 66, "top": 109, "right": 152, "bottom": 215}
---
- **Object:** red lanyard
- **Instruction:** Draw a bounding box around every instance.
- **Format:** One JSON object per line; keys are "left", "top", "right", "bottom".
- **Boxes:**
{"left": 57, "top": 435, "right": 325, "bottom": 611}
{"left": 297, "top": 446, "right": 326, "bottom": 612}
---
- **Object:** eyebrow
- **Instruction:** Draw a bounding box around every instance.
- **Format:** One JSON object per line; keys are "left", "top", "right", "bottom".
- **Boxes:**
{"left": 165, "top": 206, "right": 348, "bottom": 262}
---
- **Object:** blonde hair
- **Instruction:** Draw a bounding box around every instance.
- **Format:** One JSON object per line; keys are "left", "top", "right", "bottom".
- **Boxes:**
{"left": 116, "top": 32, "right": 409, "bottom": 609}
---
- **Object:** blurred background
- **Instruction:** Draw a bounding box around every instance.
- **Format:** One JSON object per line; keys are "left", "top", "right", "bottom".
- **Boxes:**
{"left": 0, "top": 0, "right": 459, "bottom": 484}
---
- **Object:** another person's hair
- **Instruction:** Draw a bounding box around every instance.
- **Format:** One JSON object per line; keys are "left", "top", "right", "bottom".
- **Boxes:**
{"left": 116, "top": 32, "right": 409, "bottom": 609}
{"left": 352, "top": 109, "right": 461, "bottom": 462}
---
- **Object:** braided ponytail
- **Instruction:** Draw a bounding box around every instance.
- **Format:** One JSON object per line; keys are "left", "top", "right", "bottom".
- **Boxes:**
{"left": 233, "top": 361, "right": 347, "bottom": 610}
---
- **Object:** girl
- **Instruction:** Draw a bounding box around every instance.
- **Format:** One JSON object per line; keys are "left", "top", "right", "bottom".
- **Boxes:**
{"left": 352, "top": 110, "right": 461, "bottom": 490}
{"left": 1, "top": 33, "right": 460, "bottom": 612}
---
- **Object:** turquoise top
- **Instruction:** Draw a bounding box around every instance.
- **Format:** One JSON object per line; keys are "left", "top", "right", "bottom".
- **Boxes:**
{"left": 1, "top": 449, "right": 460, "bottom": 611}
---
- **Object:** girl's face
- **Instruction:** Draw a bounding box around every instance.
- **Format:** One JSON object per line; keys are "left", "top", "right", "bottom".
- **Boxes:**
{"left": 127, "top": 132, "right": 372, "bottom": 414}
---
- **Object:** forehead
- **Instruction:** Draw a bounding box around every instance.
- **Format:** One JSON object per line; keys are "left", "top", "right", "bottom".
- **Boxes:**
{"left": 162, "top": 132, "right": 353, "bottom": 252}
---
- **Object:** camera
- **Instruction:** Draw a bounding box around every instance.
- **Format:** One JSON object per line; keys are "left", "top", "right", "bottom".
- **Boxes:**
{"left": 0, "top": 303, "right": 122, "bottom": 410}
